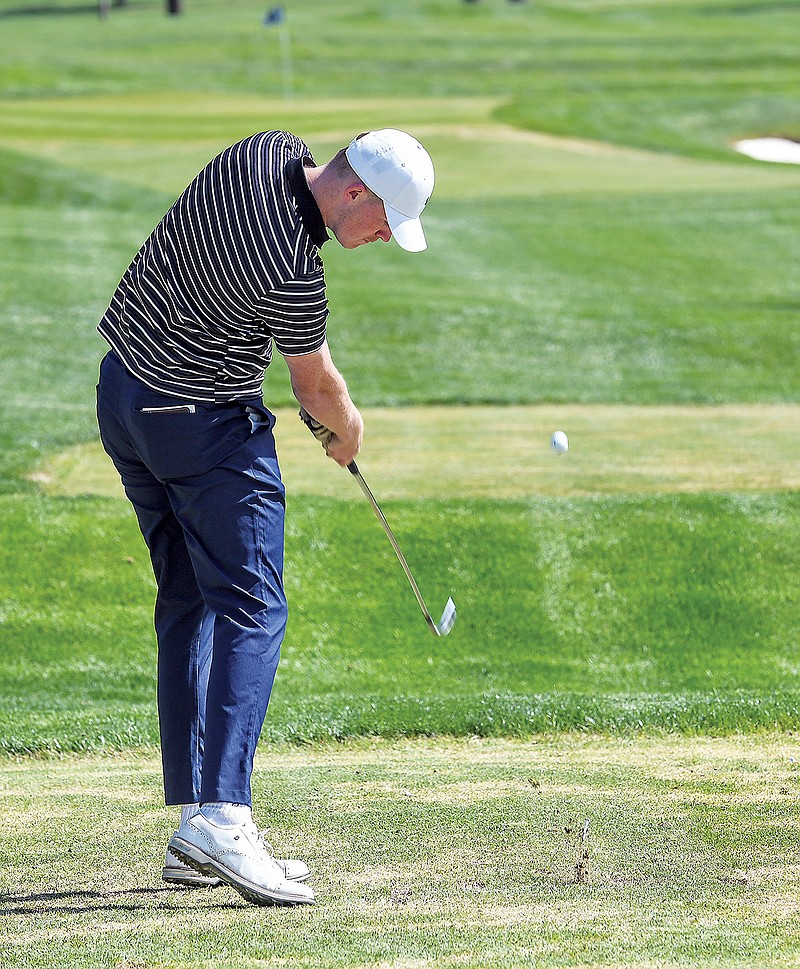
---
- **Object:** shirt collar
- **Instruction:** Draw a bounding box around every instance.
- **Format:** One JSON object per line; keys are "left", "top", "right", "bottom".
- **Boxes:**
{"left": 286, "top": 156, "right": 329, "bottom": 248}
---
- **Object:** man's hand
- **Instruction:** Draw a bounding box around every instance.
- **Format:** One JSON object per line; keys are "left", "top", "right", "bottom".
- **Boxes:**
{"left": 286, "top": 343, "right": 363, "bottom": 468}
{"left": 299, "top": 407, "right": 360, "bottom": 467}
{"left": 299, "top": 407, "right": 334, "bottom": 448}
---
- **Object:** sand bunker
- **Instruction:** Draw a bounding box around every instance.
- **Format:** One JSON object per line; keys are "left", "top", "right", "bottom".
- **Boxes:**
{"left": 734, "top": 137, "right": 800, "bottom": 164}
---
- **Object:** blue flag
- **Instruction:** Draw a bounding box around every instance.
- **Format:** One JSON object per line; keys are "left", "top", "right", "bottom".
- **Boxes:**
{"left": 264, "top": 6, "right": 284, "bottom": 26}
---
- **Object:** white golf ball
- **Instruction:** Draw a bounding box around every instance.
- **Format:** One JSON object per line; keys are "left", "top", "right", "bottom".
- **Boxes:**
{"left": 551, "top": 430, "right": 569, "bottom": 454}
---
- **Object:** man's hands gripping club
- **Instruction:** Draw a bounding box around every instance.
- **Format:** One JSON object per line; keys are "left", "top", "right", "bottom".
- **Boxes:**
{"left": 284, "top": 342, "right": 363, "bottom": 467}
{"left": 298, "top": 406, "right": 361, "bottom": 467}
{"left": 299, "top": 407, "right": 336, "bottom": 453}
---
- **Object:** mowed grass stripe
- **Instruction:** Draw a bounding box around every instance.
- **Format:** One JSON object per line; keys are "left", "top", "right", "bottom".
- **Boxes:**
{"left": 4, "top": 94, "right": 800, "bottom": 200}
{"left": 35, "top": 403, "right": 800, "bottom": 499}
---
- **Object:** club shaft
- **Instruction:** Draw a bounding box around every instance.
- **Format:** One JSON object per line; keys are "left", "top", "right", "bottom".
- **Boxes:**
{"left": 348, "top": 461, "right": 439, "bottom": 634}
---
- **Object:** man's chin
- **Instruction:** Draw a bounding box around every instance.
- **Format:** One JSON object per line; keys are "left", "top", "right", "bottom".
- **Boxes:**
{"left": 334, "top": 236, "right": 363, "bottom": 249}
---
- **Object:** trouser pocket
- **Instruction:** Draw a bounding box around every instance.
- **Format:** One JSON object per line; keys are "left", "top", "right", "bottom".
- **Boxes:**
{"left": 139, "top": 404, "right": 197, "bottom": 415}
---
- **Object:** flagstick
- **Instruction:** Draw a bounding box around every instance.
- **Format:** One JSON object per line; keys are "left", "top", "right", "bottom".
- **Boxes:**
{"left": 279, "top": 25, "right": 294, "bottom": 100}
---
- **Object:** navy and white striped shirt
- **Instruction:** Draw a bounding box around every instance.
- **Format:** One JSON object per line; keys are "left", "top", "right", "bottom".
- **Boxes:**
{"left": 98, "top": 131, "right": 330, "bottom": 402}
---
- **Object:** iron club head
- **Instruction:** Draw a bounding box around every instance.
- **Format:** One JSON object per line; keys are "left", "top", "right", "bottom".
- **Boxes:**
{"left": 434, "top": 597, "right": 457, "bottom": 637}
{"left": 346, "top": 460, "right": 457, "bottom": 640}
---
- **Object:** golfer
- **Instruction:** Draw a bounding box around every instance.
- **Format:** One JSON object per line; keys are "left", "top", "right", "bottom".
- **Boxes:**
{"left": 95, "top": 128, "right": 434, "bottom": 906}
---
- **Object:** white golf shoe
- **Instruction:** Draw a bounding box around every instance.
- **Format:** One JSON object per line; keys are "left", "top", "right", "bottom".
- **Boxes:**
{"left": 168, "top": 814, "right": 315, "bottom": 905}
{"left": 163, "top": 845, "right": 223, "bottom": 887}
{"left": 162, "top": 841, "right": 311, "bottom": 887}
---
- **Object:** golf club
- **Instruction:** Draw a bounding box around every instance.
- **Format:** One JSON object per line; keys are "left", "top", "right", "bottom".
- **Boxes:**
{"left": 347, "top": 461, "right": 456, "bottom": 638}
{"left": 299, "top": 408, "right": 456, "bottom": 636}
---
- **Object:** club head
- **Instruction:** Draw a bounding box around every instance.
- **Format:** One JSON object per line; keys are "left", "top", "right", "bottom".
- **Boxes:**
{"left": 434, "top": 597, "right": 457, "bottom": 637}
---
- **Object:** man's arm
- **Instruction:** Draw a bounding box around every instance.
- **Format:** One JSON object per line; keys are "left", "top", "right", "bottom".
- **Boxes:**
{"left": 283, "top": 341, "right": 363, "bottom": 467}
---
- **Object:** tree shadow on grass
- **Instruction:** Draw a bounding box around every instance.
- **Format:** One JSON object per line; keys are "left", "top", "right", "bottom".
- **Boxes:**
{"left": 0, "top": 886, "right": 242, "bottom": 916}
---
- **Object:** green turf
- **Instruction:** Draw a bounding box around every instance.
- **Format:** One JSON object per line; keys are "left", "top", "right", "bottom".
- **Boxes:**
{"left": 1, "top": 0, "right": 797, "bottom": 160}
{"left": 2, "top": 0, "right": 799, "bottom": 500}
{"left": 3, "top": 737, "right": 800, "bottom": 969}
{"left": 2, "top": 490, "right": 799, "bottom": 753}
{"left": 1, "top": 0, "right": 799, "bottom": 748}
{"left": 3, "top": 3, "right": 800, "bottom": 964}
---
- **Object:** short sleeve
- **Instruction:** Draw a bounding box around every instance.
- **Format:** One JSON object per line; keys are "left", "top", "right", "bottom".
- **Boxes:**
{"left": 258, "top": 272, "right": 328, "bottom": 356}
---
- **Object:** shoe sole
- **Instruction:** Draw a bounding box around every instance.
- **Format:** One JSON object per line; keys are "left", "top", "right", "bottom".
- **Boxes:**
{"left": 162, "top": 866, "right": 222, "bottom": 888}
{"left": 162, "top": 864, "right": 309, "bottom": 887}
{"left": 169, "top": 837, "right": 315, "bottom": 907}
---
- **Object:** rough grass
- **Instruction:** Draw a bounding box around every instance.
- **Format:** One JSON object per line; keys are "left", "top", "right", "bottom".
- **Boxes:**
{"left": 2, "top": 736, "right": 800, "bottom": 968}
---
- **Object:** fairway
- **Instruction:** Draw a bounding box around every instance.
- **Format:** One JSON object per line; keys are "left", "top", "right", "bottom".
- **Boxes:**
{"left": 35, "top": 403, "right": 800, "bottom": 499}
{"left": 5, "top": 93, "right": 800, "bottom": 200}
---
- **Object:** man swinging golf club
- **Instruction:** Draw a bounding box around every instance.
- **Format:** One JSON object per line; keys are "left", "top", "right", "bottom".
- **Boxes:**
{"left": 95, "top": 128, "right": 434, "bottom": 906}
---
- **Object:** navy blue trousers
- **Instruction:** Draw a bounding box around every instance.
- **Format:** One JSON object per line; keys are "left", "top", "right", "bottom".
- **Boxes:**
{"left": 96, "top": 351, "right": 287, "bottom": 806}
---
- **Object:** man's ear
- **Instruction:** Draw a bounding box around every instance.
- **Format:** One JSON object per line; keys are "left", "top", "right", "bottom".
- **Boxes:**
{"left": 344, "top": 181, "right": 367, "bottom": 203}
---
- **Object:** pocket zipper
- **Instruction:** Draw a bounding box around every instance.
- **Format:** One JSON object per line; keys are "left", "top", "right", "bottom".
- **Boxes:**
{"left": 139, "top": 404, "right": 197, "bottom": 414}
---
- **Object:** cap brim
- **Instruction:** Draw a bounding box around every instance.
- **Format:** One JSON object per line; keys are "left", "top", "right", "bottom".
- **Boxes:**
{"left": 385, "top": 204, "right": 427, "bottom": 253}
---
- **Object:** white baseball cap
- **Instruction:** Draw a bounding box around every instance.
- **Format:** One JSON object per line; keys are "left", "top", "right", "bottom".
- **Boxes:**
{"left": 345, "top": 129, "right": 434, "bottom": 252}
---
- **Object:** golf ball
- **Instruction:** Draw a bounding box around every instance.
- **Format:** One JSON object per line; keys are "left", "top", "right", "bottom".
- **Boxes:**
{"left": 551, "top": 430, "right": 569, "bottom": 454}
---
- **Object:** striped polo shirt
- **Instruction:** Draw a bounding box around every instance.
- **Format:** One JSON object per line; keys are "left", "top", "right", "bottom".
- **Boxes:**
{"left": 98, "top": 131, "right": 330, "bottom": 402}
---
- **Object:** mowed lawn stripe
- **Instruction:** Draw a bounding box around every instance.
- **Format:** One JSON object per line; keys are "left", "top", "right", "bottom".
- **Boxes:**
{"left": 35, "top": 403, "right": 800, "bottom": 500}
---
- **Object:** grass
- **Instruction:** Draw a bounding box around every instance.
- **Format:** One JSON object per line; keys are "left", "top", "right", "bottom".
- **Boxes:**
{"left": 1, "top": 0, "right": 797, "bottom": 158}
{"left": 0, "top": 0, "right": 799, "bottom": 750}
{"left": 35, "top": 403, "right": 800, "bottom": 499}
{"left": 0, "top": 2, "right": 799, "bottom": 494}
{"left": 2, "top": 736, "right": 800, "bottom": 968}
{"left": 2, "top": 489, "right": 799, "bottom": 752}
{"left": 2, "top": 1, "right": 800, "bottom": 963}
